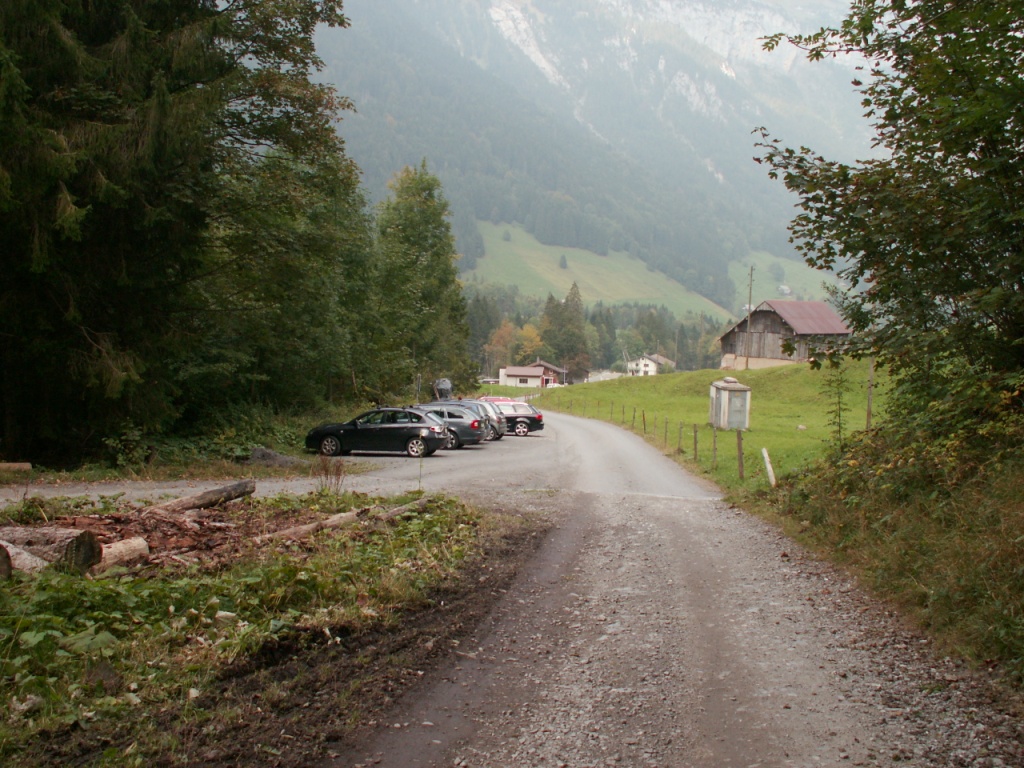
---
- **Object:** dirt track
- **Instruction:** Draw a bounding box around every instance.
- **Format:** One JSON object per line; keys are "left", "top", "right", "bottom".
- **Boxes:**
{"left": 6, "top": 413, "right": 1023, "bottom": 766}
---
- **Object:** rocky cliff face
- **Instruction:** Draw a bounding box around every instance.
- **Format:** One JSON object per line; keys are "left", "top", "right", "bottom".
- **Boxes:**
{"left": 417, "top": 0, "right": 865, "bottom": 181}
{"left": 315, "top": 0, "right": 867, "bottom": 302}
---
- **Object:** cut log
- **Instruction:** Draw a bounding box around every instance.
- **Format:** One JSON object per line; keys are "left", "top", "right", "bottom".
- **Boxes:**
{"left": 0, "top": 543, "right": 11, "bottom": 579}
{"left": 0, "top": 462, "right": 32, "bottom": 473}
{"left": 375, "top": 498, "right": 429, "bottom": 523}
{"left": 255, "top": 499, "right": 428, "bottom": 544}
{"left": 0, "top": 540, "right": 50, "bottom": 573}
{"left": 141, "top": 479, "right": 256, "bottom": 516}
{"left": 95, "top": 537, "right": 150, "bottom": 572}
{"left": 255, "top": 507, "right": 376, "bottom": 543}
{"left": 0, "top": 527, "right": 102, "bottom": 573}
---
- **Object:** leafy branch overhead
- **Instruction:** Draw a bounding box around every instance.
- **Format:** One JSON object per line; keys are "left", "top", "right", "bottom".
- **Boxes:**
{"left": 757, "top": 0, "right": 1024, "bottom": 436}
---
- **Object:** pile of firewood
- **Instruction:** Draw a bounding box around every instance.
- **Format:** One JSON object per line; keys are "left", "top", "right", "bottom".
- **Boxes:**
{"left": 0, "top": 480, "right": 431, "bottom": 579}
{"left": 0, "top": 480, "right": 256, "bottom": 578}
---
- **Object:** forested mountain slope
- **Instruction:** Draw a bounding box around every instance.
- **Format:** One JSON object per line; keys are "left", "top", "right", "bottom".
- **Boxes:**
{"left": 316, "top": 0, "right": 866, "bottom": 312}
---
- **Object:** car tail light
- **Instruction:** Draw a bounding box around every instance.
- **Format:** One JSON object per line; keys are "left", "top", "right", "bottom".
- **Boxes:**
{"left": 471, "top": 419, "right": 480, "bottom": 429}
{"left": 537, "top": 413, "right": 543, "bottom": 421}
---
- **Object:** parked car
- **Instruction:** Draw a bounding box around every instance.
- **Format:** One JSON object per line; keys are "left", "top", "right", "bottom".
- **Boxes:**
{"left": 435, "top": 399, "right": 507, "bottom": 440}
{"left": 305, "top": 407, "right": 446, "bottom": 458}
{"left": 495, "top": 401, "right": 545, "bottom": 435}
{"left": 411, "top": 404, "right": 486, "bottom": 449}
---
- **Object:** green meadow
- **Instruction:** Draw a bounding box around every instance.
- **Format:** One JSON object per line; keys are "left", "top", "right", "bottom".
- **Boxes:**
{"left": 727, "top": 249, "right": 840, "bottom": 307}
{"left": 465, "top": 221, "right": 840, "bottom": 318}
{"left": 532, "top": 359, "right": 883, "bottom": 491}
{"left": 467, "top": 222, "right": 733, "bottom": 320}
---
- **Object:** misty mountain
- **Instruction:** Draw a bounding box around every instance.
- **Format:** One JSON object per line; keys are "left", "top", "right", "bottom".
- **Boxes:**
{"left": 316, "top": 0, "right": 867, "bottom": 313}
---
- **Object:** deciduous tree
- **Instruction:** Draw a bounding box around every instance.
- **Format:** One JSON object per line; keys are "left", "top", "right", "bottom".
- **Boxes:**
{"left": 758, "top": 1, "right": 1024, "bottom": 432}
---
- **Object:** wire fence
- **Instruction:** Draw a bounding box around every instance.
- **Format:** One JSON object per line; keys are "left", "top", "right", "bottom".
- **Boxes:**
{"left": 542, "top": 396, "right": 776, "bottom": 488}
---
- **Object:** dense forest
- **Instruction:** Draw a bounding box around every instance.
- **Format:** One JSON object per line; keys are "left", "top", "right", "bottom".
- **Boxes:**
{"left": 0, "top": 2, "right": 472, "bottom": 465}
{"left": 0, "top": 0, "right": 725, "bottom": 467}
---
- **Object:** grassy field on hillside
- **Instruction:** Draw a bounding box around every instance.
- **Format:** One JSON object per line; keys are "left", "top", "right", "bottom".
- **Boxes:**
{"left": 728, "top": 250, "right": 841, "bottom": 308}
{"left": 532, "top": 359, "right": 883, "bottom": 491}
{"left": 467, "top": 222, "right": 732, "bottom": 320}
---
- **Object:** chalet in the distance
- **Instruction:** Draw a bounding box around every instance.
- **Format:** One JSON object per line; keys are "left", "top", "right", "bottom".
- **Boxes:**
{"left": 719, "top": 300, "right": 851, "bottom": 370}
{"left": 626, "top": 354, "right": 675, "bottom": 376}
{"left": 498, "top": 358, "right": 568, "bottom": 388}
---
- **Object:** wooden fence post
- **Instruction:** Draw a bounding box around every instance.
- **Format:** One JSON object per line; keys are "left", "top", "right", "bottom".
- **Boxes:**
{"left": 632, "top": 407, "right": 637, "bottom": 429}
{"left": 693, "top": 424, "right": 698, "bottom": 461}
{"left": 663, "top": 419, "right": 668, "bottom": 446}
{"left": 737, "top": 430, "right": 745, "bottom": 480}
{"left": 712, "top": 427, "right": 718, "bottom": 469}
{"left": 642, "top": 410, "right": 647, "bottom": 435}
{"left": 762, "top": 448, "right": 776, "bottom": 487}
{"left": 677, "top": 423, "right": 683, "bottom": 454}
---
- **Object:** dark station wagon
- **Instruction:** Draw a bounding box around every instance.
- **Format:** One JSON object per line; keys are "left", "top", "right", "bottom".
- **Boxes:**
{"left": 305, "top": 407, "right": 447, "bottom": 458}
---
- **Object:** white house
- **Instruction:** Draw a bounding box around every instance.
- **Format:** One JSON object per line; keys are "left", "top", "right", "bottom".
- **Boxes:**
{"left": 626, "top": 354, "right": 675, "bottom": 376}
{"left": 498, "top": 366, "right": 546, "bottom": 388}
{"left": 498, "top": 359, "right": 568, "bottom": 388}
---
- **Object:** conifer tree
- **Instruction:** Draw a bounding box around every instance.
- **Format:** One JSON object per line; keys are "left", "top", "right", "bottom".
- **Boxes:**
{"left": 0, "top": 0, "right": 351, "bottom": 461}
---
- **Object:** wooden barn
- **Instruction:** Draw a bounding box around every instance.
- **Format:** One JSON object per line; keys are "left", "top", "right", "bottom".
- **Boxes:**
{"left": 719, "top": 300, "right": 851, "bottom": 370}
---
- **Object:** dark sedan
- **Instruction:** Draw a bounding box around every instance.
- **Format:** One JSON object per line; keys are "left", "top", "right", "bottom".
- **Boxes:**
{"left": 495, "top": 401, "right": 545, "bottom": 435}
{"left": 305, "top": 407, "right": 447, "bottom": 458}
{"left": 412, "top": 404, "right": 486, "bottom": 449}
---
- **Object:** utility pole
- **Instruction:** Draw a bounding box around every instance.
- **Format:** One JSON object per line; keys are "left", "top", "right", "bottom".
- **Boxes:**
{"left": 744, "top": 266, "right": 754, "bottom": 370}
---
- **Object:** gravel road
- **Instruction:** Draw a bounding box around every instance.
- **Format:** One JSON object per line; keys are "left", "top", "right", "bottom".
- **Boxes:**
{"left": 4, "top": 413, "right": 1022, "bottom": 767}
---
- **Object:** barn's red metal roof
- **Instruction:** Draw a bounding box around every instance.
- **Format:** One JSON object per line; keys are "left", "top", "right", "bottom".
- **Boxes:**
{"left": 759, "top": 300, "right": 850, "bottom": 335}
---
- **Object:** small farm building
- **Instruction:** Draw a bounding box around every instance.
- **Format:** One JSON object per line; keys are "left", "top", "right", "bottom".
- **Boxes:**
{"left": 719, "top": 300, "right": 851, "bottom": 370}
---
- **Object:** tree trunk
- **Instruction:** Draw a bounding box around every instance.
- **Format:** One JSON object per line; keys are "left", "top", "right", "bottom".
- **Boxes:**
{"left": 255, "top": 506, "right": 383, "bottom": 543}
{"left": 0, "top": 540, "right": 51, "bottom": 573}
{"left": 0, "top": 526, "right": 102, "bottom": 573}
{"left": 255, "top": 499, "right": 427, "bottom": 543}
{"left": 96, "top": 537, "right": 150, "bottom": 571}
{"left": 141, "top": 479, "right": 256, "bottom": 516}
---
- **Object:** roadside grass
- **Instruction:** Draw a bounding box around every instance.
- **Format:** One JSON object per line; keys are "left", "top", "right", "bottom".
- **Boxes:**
{"left": 533, "top": 359, "right": 882, "bottom": 492}
{"left": 0, "top": 492, "right": 534, "bottom": 764}
{"left": 773, "top": 433, "right": 1024, "bottom": 682}
{"left": 1, "top": 405, "right": 380, "bottom": 485}
{"left": 536, "top": 365, "right": 1024, "bottom": 683}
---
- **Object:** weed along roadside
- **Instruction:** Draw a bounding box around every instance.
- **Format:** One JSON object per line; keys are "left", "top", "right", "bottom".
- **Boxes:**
{"left": 533, "top": 363, "right": 1024, "bottom": 685}
{"left": 0, "top": 487, "right": 546, "bottom": 766}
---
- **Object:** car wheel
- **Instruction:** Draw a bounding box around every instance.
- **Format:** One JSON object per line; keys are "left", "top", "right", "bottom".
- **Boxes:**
{"left": 485, "top": 424, "right": 497, "bottom": 441}
{"left": 319, "top": 435, "right": 342, "bottom": 456}
{"left": 445, "top": 430, "right": 460, "bottom": 450}
{"left": 515, "top": 421, "right": 530, "bottom": 436}
{"left": 406, "top": 436, "right": 428, "bottom": 458}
